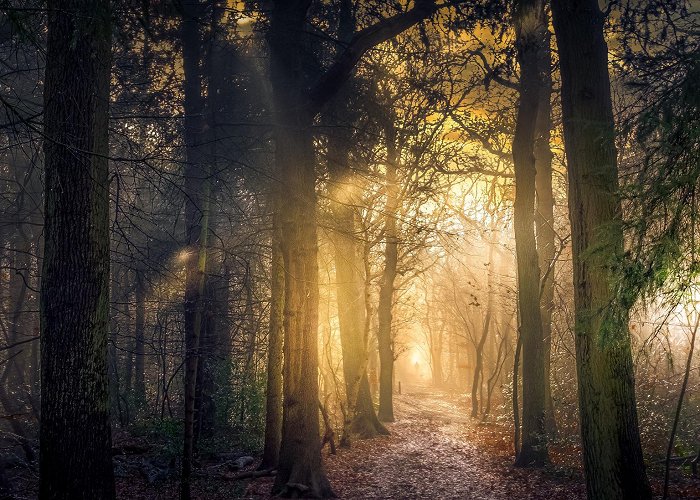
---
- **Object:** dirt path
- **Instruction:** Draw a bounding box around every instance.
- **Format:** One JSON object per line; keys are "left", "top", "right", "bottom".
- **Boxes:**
{"left": 245, "top": 388, "right": 586, "bottom": 499}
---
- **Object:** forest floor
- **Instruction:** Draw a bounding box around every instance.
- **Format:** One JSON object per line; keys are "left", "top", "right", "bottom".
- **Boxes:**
{"left": 244, "top": 387, "right": 588, "bottom": 500}
{"left": 10, "top": 386, "right": 698, "bottom": 498}
{"left": 105, "top": 386, "right": 700, "bottom": 499}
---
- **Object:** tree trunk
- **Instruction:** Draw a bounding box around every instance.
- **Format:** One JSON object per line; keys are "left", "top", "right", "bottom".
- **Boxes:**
{"left": 533, "top": 17, "right": 557, "bottom": 438}
{"left": 261, "top": 218, "right": 284, "bottom": 469}
{"left": 40, "top": 0, "right": 115, "bottom": 497}
{"left": 377, "top": 121, "right": 399, "bottom": 423}
{"left": 551, "top": 0, "right": 651, "bottom": 497}
{"left": 268, "top": 1, "right": 333, "bottom": 496}
{"left": 512, "top": 0, "right": 548, "bottom": 467}
{"left": 328, "top": 135, "right": 387, "bottom": 443}
{"left": 180, "top": 1, "right": 210, "bottom": 497}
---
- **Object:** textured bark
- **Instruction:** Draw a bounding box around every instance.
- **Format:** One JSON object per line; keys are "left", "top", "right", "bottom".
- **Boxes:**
{"left": 377, "top": 122, "right": 399, "bottom": 423}
{"left": 261, "top": 221, "right": 284, "bottom": 469}
{"left": 180, "top": 1, "right": 210, "bottom": 497}
{"left": 40, "top": 0, "right": 115, "bottom": 497}
{"left": 512, "top": 0, "right": 549, "bottom": 467}
{"left": 268, "top": 2, "right": 333, "bottom": 496}
{"left": 551, "top": 0, "right": 651, "bottom": 497}
{"left": 533, "top": 24, "right": 557, "bottom": 438}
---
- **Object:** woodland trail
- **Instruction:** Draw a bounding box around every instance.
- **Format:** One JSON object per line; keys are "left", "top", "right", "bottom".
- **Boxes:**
{"left": 245, "top": 387, "right": 586, "bottom": 499}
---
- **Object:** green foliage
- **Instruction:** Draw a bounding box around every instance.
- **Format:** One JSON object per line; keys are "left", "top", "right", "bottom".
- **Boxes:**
{"left": 229, "top": 372, "right": 267, "bottom": 453}
{"left": 615, "top": 51, "right": 700, "bottom": 318}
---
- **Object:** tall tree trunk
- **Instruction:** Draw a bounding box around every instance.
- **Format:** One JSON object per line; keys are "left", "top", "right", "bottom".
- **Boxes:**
{"left": 268, "top": 1, "right": 333, "bottom": 496}
{"left": 551, "top": 1, "right": 651, "bottom": 497}
{"left": 194, "top": 0, "right": 226, "bottom": 448}
{"left": 512, "top": 0, "right": 549, "bottom": 467}
{"left": 180, "top": 1, "right": 210, "bottom": 497}
{"left": 328, "top": 135, "right": 387, "bottom": 444}
{"left": 261, "top": 217, "right": 284, "bottom": 469}
{"left": 40, "top": 0, "right": 115, "bottom": 497}
{"left": 533, "top": 22, "right": 557, "bottom": 438}
{"left": 377, "top": 121, "right": 399, "bottom": 423}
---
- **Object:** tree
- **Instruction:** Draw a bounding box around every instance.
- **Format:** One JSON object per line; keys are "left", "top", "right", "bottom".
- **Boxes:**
{"left": 180, "top": 1, "right": 211, "bottom": 497}
{"left": 266, "top": 1, "right": 443, "bottom": 494}
{"left": 512, "top": 0, "right": 549, "bottom": 467}
{"left": 327, "top": 122, "right": 388, "bottom": 441}
{"left": 261, "top": 220, "right": 284, "bottom": 468}
{"left": 266, "top": 2, "right": 334, "bottom": 494}
{"left": 551, "top": 0, "right": 651, "bottom": 497}
{"left": 532, "top": 13, "right": 556, "bottom": 438}
{"left": 40, "top": 0, "right": 116, "bottom": 497}
{"left": 377, "top": 117, "right": 400, "bottom": 423}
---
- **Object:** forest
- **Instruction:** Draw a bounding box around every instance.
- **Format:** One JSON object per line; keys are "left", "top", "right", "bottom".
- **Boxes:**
{"left": 1, "top": 0, "right": 700, "bottom": 498}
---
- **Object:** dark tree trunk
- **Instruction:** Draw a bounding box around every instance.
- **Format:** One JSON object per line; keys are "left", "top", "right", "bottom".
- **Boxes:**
{"left": 551, "top": 0, "right": 651, "bottom": 497}
{"left": 512, "top": 0, "right": 549, "bottom": 467}
{"left": 180, "top": 1, "right": 210, "bottom": 497}
{"left": 194, "top": 1, "right": 226, "bottom": 448}
{"left": 533, "top": 23, "right": 557, "bottom": 438}
{"left": 40, "top": 0, "right": 115, "bottom": 497}
{"left": 261, "top": 218, "right": 284, "bottom": 469}
{"left": 377, "top": 121, "right": 399, "bottom": 423}
{"left": 268, "top": 2, "right": 333, "bottom": 496}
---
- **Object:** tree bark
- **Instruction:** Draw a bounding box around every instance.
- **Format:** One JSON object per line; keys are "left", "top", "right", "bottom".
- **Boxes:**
{"left": 512, "top": 0, "right": 549, "bottom": 467}
{"left": 533, "top": 17, "right": 557, "bottom": 438}
{"left": 40, "top": 0, "right": 115, "bottom": 497}
{"left": 261, "top": 217, "right": 284, "bottom": 469}
{"left": 551, "top": 0, "right": 651, "bottom": 497}
{"left": 268, "top": 2, "right": 334, "bottom": 496}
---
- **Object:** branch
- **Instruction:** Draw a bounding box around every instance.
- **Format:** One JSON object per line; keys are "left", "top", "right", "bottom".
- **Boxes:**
{"left": 434, "top": 164, "right": 514, "bottom": 179}
{"left": 308, "top": 0, "right": 439, "bottom": 116}
{"left": 0, "top": 336, "right": 39, "bottom": 352}
{"left": 468, "top": 49, "right": 520, "bottom": 92}
{"left": 447, "top": 109, "right": 513, "bottom": 163}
